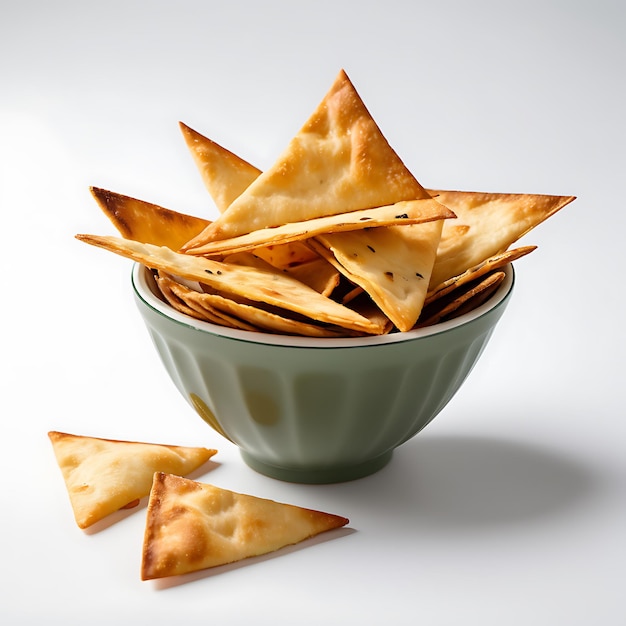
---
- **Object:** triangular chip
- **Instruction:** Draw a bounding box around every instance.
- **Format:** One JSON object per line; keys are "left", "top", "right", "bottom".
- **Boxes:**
{"left": 48, "top": 431, "right": 217, "bottom": 529}
{"left": 183, "top": 69, "right": 431, "bottom": 248}
{"left": 417, "top": 270, "right": 507, "bottom": 327}
{"left": 184, "top": 198, "right": 454, "bottom": 257}
{"left": 90, "top": 187, "right": 210, "bottom": 250}
{"left": 157, "top": 273, "right": 351, "bottom": 338}
{"left": 425, "top": 245, "right": 536, "bottom": 306}
{"left": 76, "top": 234, "right": 386, "bottom": 334}
{"left": 141, "top": 473, "right": 349, "bottom": 579}
{"left": 311, "top": 220, "right": 444, "bottom": 332}
{"left": 179, "top": 122, "right": 262, "bottom": 213}
{"left": 177, "top": 122, "right": 448, "bottom": 331}
{"left": 251, "top": 241, "right": 319, "bottom": 269}
{"left": 427, "top": 189, "right": 576, "bottom": 287}
{"left": 180, "top": 122, "right": 319, "bottom": 268}
{"left": 155, "top": 272, "right": 259, "bottom": 330}
{"left": 222, "top": 251, "right": 340, "bottom": 296}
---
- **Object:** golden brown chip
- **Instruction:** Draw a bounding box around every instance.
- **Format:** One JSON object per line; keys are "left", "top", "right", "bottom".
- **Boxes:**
{"left": 285, "top": 256, "right": 341, "bottom": 297}
{"left": 78, "top": 71, "right": 576, "bottom": 340}
{"left": 425, "top": 246, "right": 536, "bottom": 307}
{"left": 90, "top": 187, "right": 210, "bottom": 250}
{"left": 179, "top": 123, "right": 321, "bottom": 267}
{"left": 417, "top": 270, "right": 506, "bottom": 327}
{"left": 183, "top": 198, "right": 455, "bottom": 257}
{"left": 154, "top": 271, "right": 220, "bottom": 322}
{"left": 155, "top": 272, "right": 259, "bottom": 331}
{"left": 345, "top": 293, "right": 394, "bottom": 335}
{"left": 222, "top": 251, "right": 339, "bottom": 296}
{"left": 141, "top": 473, "right": 349, "bottom": 580}
{"left": 427, "top": 189, "right": 575, "bottom": 287}
{"left": 311, "top": 220, "right": 444, "bottom": 332}
{"left": 76, "top": 234, "right": 386, "bottom": 334}
{"left": 447, "top": 275, "right": 505, "bottom": 319}
{"left": 161, "top": 273, "right": 347, "bottom": 337}
{"left": 179, "top": 122, "right": 262, "bottom": 213}
{"left": 183, "top": 69, "right": 432, "bottom": 247}
{"left": 252, "top": 241, "right": 319, "bottom": 269}
{"left": 48, "top": 431, "right": 217, "bottom": 529}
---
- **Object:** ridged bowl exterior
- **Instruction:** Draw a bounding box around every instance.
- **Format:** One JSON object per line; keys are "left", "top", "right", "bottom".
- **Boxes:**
{"left": 132, "top": 264, "right": 514, "bottom": 483}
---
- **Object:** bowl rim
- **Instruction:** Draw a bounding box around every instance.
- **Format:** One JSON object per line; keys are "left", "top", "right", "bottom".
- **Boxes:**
{"left": 132, "top": 262, "right": 514, "bottom": 348}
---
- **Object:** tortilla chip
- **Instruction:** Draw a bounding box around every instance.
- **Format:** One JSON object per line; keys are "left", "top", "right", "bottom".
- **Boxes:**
{"left": 183, "top": 69, "right": 431, "bottom": 247}
{"left": 160, "top": 273, "right": 347, "bottom": 337}
{"left": 155, "top": 272, "right": 259, "bottom": 331}
{"left": 425, "top": 246, "right": 536, "bottom": 306}
{"left": 223, "top": 252, "right": 340, "bottom": 296}
{"left": 285, "top": 256, "right": 341, "bottom": 296}
{"left": 346, "top": 293, "right": 394, "bottom": 334}
{"left": 179, "top": 122, "right": 262, "bottom": 213}
{"left": 90, "top": 187, "right": 209, "bottom": 250}
{"left": 48, "top": 431, "right": 217, "bottom": 529}
{"left": 417, "top": 270, "right": 506, "bottom": 327}
{"left": 76, "top": 234, "right": 386, "bottom": 334}
{"left": 141, "top": 473, "right": 349, "bottom": 579}
{"left": 427, "top": 189, "right": 575, "bottom": 287}
{"left": 179, "top": 123, "right": 320, "bottom": 267}
{"left": 252, "top": 241, "right": 320, "bottom": 269}
{"left": 311, "top": 220, "right": 444, "bottom": 331}
{"left": 155, "top": 273, "right": 216, "bottom": 321}
{"left": 184, "top": 198, "right": 455, "bottom": 257}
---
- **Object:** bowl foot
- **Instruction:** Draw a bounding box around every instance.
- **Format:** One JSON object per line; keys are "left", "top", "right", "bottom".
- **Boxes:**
{"left": 240, "top": 449, "right": 394, "bottom": 484}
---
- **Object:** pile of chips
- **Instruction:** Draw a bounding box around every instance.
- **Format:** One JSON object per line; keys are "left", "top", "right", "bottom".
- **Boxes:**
{"left": 77, "top": 70, "right": 575, "bottom": 337}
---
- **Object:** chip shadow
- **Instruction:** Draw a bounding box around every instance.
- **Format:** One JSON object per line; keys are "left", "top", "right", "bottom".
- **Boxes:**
{"left": 357, "top": 432, "right": 601, "bottom": 531}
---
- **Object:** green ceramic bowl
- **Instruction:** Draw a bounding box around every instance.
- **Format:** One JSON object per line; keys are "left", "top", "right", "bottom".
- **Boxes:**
{"left": 132, "top": 263, "right": 514, "bottom": 483}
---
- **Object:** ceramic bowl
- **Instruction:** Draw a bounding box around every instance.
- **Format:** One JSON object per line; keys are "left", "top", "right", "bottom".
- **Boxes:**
{"left": 132, "top": 263, "right": 514, "bottom": 483}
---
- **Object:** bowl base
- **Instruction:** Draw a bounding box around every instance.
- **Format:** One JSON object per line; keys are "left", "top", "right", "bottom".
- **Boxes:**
{"left": 240, "top": 450, "right": 394, "bottom": 484}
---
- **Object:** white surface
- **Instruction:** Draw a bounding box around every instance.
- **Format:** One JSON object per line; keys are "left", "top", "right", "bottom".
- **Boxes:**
{"left": 1, "top": 1, "right": 624, "bottom": 624}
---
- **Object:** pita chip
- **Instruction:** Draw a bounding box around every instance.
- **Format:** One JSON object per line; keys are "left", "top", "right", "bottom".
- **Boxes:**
{"left": 184, "top": 198, "right": 454, "bottom": 257}
{"left": 417, "top": 270, "right": 507, "bottom": 327}
{"left": 48, "top": 431, "right": 217, "bottom": 529}
{"left": 154, "top": 272, "right": 259, "bottom": 330}
{"left": 158, "top": 272, "right": 348, "bottom": 337}
{"left": 179, "top": 122, "right": 321, "bottom": 268}
{"left": 179, "top": 122, "right": 262, "bottom": 213}
{"left": 90, "top": 187, "right": 210, "bottom": 251}
{"left": 425, "top": 245, "right": 535, "bottom": 306}
{"left": 141, "top": 473, "right": 349, "bottom": 580}
{"left": 75, "top": 234, "right": 387, "bottom": 334}
{"left": 428, "top": 189, "right": 576, "bottom": 288}
{"left": 183, "top": 69, "right": 431, "bottom": 249}
{"left": 312, "top": 219, "right": 445, "bottom": 331}
{"left": 222, "top": 251, "right": 340, "bottom": 296}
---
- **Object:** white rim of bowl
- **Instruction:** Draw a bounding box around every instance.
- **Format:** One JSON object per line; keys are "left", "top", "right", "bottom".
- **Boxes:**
{"left": 132, "top": 262, "right": 514, "bottom": 348}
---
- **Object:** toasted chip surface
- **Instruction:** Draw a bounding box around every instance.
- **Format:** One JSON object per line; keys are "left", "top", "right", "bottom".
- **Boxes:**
{"left": 141, "top": 473, "right": 349, "bottom": 579}
{"left": 418, "top": 270, "right": 506, "bottom": 327}
{"left": 184, "top": 69, "right": 431, "bottom": 247}
{"left": 90, "top": 187, "right": 210, "bottom": 250}
{"left": 313, "top": 220, "right": 444, "bottom": 331}
{"left": 158, "top": 273, "right": 348, "bottom": 337}
{"left": 48, "top": 432, "right": 216, "bottom": 529}
{"left": 425, "top": 246, "right": 536, "bottom": 306}
{"left": 184, "top": 198, "right": 454, "bottom": 256}
{"left": 179, "top": 122, "right": 262, "bottom": 213}
{"left": 77, "top": 71, "right": 576, "bottom": 338}
{"left": 77, "top": 234, "right": 386, "bottom": 334}
{"left": 428, "top": 189, "right": 575, "bottom": 287}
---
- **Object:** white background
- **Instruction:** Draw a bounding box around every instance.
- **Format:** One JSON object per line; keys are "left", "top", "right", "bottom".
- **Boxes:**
{"left": 1, "top": 1, "right": 624, "bottom": 624}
